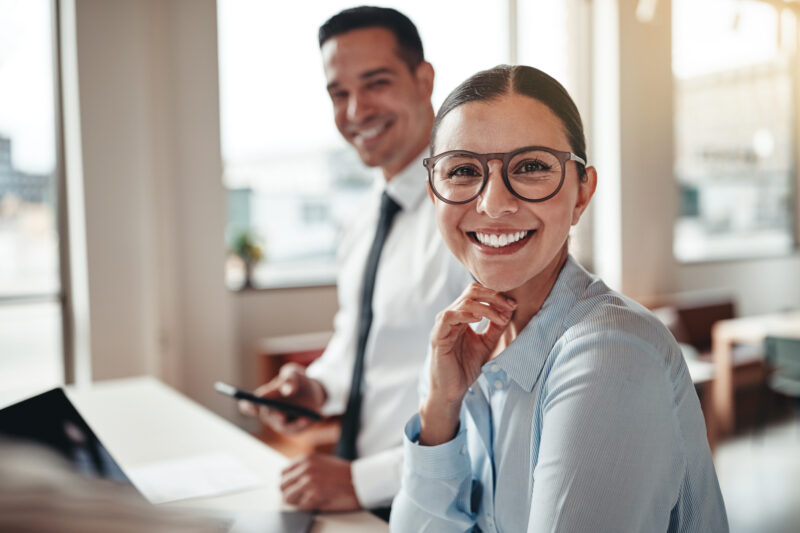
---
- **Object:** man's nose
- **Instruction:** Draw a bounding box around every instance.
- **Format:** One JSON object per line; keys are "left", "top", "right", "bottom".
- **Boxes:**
{"left": 346, "top": 92, "right": 372, "bottom": 123}
{"left": 476, "top": 161, "right": 517, "bottom": 218}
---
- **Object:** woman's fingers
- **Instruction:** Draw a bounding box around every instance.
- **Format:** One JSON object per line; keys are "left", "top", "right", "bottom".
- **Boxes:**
{"left": 434, "top": 305, "right": 508, "bottom": 341}
{"left": 434, "top": 309, "right": 479, "bottom": 339}
{"left": 435, "top": 284, "right": 516, "bottom": 337}
{"left": 458, "top": 283, "right": 517, "bottom": 313}
{"left": 477, "top": 318, "right": 510, "bottom": 352}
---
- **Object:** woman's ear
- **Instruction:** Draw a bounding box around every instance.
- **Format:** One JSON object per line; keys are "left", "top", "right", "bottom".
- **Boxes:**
{"left": 571, "top": 166, "right": 597, "bottom": 225}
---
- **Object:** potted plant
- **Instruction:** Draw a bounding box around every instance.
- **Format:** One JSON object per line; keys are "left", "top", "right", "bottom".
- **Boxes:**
{"left": 228, "top": 228, "right": 264, "bottom": 289}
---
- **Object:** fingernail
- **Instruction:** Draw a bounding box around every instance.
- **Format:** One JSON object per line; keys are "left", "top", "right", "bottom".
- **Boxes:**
{"left": 280, "top": 383, "right": 292, "bottom": 396}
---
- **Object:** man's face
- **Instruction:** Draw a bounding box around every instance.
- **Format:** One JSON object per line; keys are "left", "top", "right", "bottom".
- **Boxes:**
{"left": 321, "top": 27, "right": 433, "bottom": 179}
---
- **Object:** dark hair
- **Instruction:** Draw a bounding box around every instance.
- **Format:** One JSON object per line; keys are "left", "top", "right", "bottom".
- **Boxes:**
{"left": 432, "top": 65, "right": 587, "bottom": 178}
{"left": 318, "top": 6, "right": 424, "bottom": 72}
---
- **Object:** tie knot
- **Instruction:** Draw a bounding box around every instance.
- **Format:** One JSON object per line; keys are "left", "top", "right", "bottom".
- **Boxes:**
{"left": 379, "top": 191, "right": 402, "bottom": 226}
{"left": 381, "top": 191, "right": 402, "bottom": 215}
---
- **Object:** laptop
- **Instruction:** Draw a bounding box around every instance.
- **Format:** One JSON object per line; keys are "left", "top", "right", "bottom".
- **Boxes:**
{"left": 0, "top": 387, "right": 313, "bottom": 533}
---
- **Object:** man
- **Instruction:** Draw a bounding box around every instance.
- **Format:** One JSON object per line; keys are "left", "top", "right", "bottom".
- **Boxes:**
{"left": 239, "top": 6, "right": 469, "bottom": 519}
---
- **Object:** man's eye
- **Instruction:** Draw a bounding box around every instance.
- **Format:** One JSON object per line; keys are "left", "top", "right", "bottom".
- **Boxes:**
{"left": 367, "top": 79, "right": 390, "bottom": 89}
{"left": 330, "top": 91, "right": 347, "bottom": 102}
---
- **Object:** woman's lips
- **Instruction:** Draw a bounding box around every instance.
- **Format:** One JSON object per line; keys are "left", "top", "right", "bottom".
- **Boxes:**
{"left": 467, "top": 230, "right": 536, "bottom": 255}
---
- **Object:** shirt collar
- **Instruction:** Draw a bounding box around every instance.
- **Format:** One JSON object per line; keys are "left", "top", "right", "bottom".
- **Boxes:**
{"left": 380, "top": 151, "right": 428, "bottom": 211}
{"left": 489, "top": 255, "right": 595, "bottom": 392}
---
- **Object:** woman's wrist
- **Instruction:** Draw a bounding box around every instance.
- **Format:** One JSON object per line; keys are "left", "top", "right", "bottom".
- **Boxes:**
{"left": 418, "top": 395, "right": 462, "bottom": 446}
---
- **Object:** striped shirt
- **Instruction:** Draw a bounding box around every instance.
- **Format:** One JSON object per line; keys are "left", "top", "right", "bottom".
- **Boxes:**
{"left": 391, "top": 256, "right": 728, "bottom": 532}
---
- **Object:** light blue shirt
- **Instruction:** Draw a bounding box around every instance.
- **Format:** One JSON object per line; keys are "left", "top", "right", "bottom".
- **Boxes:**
{"left": 391, "top": 256, "right": 728, "bottom": 532}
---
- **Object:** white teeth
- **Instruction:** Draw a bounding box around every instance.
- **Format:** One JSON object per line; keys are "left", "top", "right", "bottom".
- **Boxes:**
{"left": 475, "top": 231, "right": 529, "bottom": 248}
{"left": 354, "top": 123, "right": 387, "bottom": 141}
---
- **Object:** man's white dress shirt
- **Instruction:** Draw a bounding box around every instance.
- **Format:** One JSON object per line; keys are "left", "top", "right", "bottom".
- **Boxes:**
{"left": 305, "top": 152, "right": 471, "bottom": 508}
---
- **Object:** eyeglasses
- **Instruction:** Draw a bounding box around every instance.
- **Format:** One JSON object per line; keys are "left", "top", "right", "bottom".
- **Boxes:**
{"left": 423, "top": 146, "right": 586, "bottom": 205}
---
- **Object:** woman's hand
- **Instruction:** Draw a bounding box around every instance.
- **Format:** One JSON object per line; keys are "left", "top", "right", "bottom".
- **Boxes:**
{"left": 420, "top": 283, "right": 516, "bottom": 446}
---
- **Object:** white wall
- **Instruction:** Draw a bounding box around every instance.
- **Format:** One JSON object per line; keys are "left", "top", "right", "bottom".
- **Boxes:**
{"left": 234, "top": 287, "right": 338, "bottom": 391}
{"left": 75, "top": 0, "right": 164, "bottom": 381}
{"left": 678, "top": 257, "right": 800, "bottom": 316}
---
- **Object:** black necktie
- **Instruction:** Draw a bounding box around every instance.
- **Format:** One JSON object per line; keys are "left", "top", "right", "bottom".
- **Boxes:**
{"left": 336, "top": 191, "right": 402, "bottom": 461}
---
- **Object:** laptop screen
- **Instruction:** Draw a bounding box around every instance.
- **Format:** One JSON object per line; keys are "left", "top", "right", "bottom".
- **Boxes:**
{"left": 0, "top": 388, "right": 132, "bottom": 484}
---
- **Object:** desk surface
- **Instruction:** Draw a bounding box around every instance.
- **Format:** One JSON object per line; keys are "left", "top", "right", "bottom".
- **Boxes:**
{"left": 66, "top": 376, "right": 386, "bottom": 533}
{"left": 709, "top": 310, "right": 800, "bottom": 444}
{"left": 712, "top": 311, "right": 800, "bottom": 343}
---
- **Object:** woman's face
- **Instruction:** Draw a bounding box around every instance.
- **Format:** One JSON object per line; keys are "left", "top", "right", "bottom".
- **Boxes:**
{"left": 431, "top": 92, "right": 596, "bottom": 293}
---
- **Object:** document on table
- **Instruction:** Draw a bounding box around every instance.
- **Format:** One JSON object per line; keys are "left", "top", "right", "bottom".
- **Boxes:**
{"left": 126, "top": 451, "right": 265, "bottom": 504}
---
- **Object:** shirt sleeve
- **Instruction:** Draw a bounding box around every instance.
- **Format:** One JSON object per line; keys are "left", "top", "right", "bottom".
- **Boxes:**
{"left": 349, "top": 446, "right": 402, "bottom": 508}
{"left": 390, "top": 413, "right": 477, "bottom": 533}
{"left": 526, "top": 332, "right": 683, "bottom": 532}
{"left": 304, "top": 308, "right": 355, "bottom": 416}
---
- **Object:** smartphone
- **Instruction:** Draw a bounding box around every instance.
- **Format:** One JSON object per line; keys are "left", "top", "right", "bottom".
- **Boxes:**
{"left": 214, "top": 381, "right": 322, "bottom": 421}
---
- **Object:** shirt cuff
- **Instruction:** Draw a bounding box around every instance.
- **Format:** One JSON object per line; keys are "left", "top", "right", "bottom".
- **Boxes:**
{"left": 403, "top": 413, "right": 470, "bottom": 480}
{"left": 350, "top": 447, "right": 403, "bottom": 508}
{"left": 304, "top": 362, "right": 347, "bottom": 416}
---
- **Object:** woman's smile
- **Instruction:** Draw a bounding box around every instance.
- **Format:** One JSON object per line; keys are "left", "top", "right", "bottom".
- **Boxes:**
{"left": 466, "top": 228, "right": 536, "bottom": 255}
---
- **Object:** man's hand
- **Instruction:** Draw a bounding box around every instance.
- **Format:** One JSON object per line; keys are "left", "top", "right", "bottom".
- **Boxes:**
{"left": 238, "top": 363, "right": 326, "bottom": 434}
{"left": 280, "top": 454, "right": 360, "bottom": 511}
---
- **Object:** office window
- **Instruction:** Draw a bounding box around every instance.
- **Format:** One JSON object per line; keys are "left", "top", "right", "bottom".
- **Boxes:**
{"left": 218, "top": 0, "right": 513, "bottom": 288}
{"left": 672, "top": 0, "right": 798, "bottom": 262}
{"left": 0, "top": 0, "right": 64, "bottom": 393}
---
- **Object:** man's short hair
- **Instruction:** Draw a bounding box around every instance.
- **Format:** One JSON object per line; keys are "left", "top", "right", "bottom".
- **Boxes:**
{"left": 318, "top": 6, "right": 425, "bottom": 71}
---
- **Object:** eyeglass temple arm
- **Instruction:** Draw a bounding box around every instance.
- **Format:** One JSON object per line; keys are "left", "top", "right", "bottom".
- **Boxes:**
{"left": 569, "top": 153, "right": 587, "bottom": 166}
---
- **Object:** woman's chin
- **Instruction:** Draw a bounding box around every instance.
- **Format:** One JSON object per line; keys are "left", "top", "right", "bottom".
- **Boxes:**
{"left": 472, "top": 272, "right": 523, "bottom": 293}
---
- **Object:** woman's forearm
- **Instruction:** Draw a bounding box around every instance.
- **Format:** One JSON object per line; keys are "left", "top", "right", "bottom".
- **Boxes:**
{"left": 419, "top": 395, "right": 462, "bottom": 446}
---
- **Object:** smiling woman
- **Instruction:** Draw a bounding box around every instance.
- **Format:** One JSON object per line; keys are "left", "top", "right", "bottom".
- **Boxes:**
{"left": 390, "top": 65, "right": 729, "bottom": 533}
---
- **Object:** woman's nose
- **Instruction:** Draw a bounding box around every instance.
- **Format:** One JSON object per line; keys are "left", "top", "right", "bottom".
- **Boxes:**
{"left": 476, "top": 162, "right": 518, "bottom": 218}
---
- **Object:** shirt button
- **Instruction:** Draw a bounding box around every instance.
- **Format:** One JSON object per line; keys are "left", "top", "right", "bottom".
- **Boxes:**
{"left": 460, "top": 444, "right": 467, "bottom": 455}
{"left": 493, "top": 380, "right": 503, "bottom": 390}
{"left": 489, "top": 363, "right": 499, "bottom": 372}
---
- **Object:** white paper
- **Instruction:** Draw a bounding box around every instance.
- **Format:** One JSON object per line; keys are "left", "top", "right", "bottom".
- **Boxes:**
{"left": 126, "top": 451, "right": 265, "bottom": 504}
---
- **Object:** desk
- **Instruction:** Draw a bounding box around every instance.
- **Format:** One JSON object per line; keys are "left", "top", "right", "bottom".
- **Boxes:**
{"left": 710, "top": 311, "right": 800, "bottom": 443}
{"left": 65, "top": 376, "right": 387, "bottom": 533}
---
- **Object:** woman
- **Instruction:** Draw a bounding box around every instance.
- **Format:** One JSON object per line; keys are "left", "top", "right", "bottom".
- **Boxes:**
{"left": 390, "top": 66, "right": 728, "bottom": 532}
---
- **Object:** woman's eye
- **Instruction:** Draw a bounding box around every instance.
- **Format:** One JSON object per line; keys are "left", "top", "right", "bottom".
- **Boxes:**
{"left": 517, "top": 160, "right": 550, "bottom": 173}
{"left": 448, "top": 165, "right": 480, "bottom": 178}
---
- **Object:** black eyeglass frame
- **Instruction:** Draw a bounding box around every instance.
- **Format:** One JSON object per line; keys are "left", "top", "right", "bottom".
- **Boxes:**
{"left": 423, "top": 145, "right": 587, "bottom": 205}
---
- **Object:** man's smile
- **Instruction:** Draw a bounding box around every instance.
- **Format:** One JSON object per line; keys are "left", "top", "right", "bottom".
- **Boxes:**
{"left": 348, "top": 116, "right": 394, "bottom": 147}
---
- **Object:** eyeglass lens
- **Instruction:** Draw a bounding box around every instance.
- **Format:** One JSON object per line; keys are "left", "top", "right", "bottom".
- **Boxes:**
{"left": 430, "top": 148, "right": 563, "bottom": 203}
